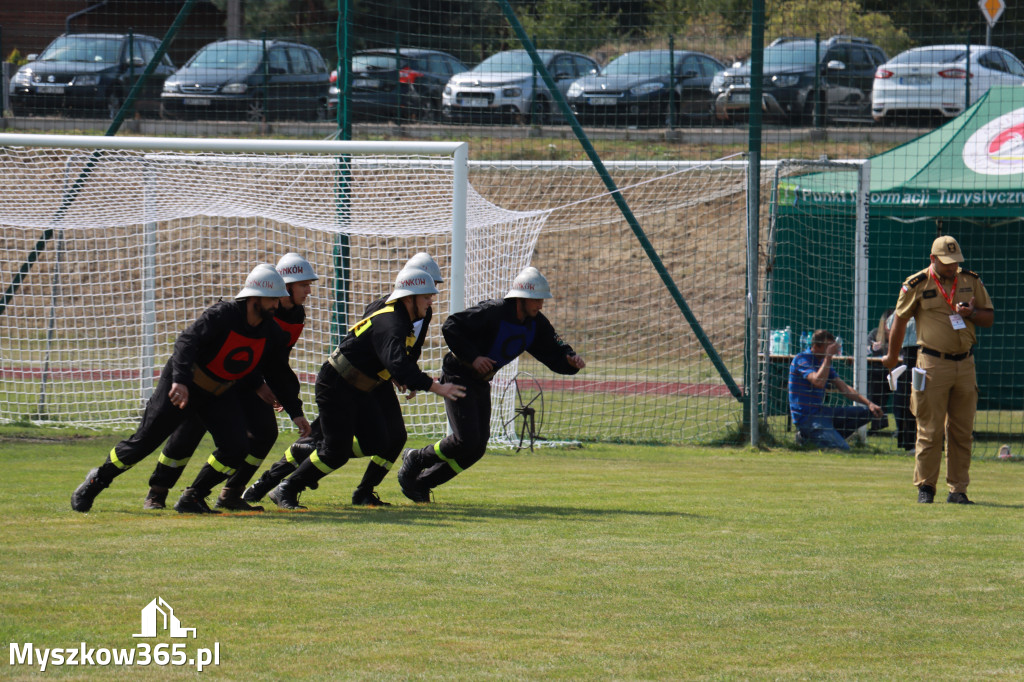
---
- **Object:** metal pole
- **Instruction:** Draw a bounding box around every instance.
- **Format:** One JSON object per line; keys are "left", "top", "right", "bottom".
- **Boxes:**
{"left": 747, "top": 0, "right": 766, "bottom": 445}
{"left": 668, "top": 35, "right": 676, "bottom": 131}
{"left": 853, "top": 160, "right": 871, "bottom": 443}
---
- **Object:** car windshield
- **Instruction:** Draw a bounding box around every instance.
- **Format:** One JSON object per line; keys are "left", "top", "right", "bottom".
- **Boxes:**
{"left": 38, "top": 36, "right": 122, "bottom": 63}
{"left": 891, "top": 48, "right": 966, "bottom": 65}
{"left": 188, "top": 43, "right": 262, "bottom": 70}
{"left": 601, "top": 52, "right": 672, "bottom": 77}
{"left": 353, "top": 54, "right": 399, "bottom": 71}
{"left": 751, "top": 43, "right": 819, "bottom": 69}
{"left": 473, "top": 51, "right": 538, "bottom": 73}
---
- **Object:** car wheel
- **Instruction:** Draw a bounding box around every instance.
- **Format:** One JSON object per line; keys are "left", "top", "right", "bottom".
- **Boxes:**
{"left": 801, "top": 94, "right": 820, "bottom": 126}
{"left": 313, "top": 100, "right": 328, "bottom": 122}
{"left": 418, "top": 98, "right": 440, "bottom": 123}
{"left": 526, "top": 96, "right": 549, "bottom": 125}
{"left": 246, "top": 96, "right": 267, "bottom": 123}
{"left": 159, "top": 101, "right": 179, "bottom": 121}
{"left": 107, "top": 91, "right": 124, "bottom": 120}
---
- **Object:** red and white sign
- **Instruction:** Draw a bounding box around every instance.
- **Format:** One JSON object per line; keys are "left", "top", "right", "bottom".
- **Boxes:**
{"left": 963, "top": 106, "right": 1024, "bottom": 175}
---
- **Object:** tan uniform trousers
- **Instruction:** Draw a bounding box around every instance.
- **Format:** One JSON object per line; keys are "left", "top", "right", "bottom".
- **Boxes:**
{"left": 911, "top": 352, "right": 977, "bottom": 492}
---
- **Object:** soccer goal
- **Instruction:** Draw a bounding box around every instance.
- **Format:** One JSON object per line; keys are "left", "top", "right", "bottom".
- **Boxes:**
{"left": 756, "top": 159, "right": 871, "bottom": 443}
{"left": 0, "top": 133, "right": 548, "bottom": 434}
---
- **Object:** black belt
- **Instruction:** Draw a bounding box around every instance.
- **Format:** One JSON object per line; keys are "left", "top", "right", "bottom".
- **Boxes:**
{"left": 920, "top": 346, "right": 972, "bottom": 361}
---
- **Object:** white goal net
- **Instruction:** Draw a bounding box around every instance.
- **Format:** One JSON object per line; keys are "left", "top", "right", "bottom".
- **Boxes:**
{"left": 0, "top": 134, "right": 546, "bottom": 436}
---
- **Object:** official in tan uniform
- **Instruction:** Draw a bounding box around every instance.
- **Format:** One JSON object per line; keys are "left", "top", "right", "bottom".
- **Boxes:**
{"left": 883, "top": 236, "right": 994, "bottom": 504}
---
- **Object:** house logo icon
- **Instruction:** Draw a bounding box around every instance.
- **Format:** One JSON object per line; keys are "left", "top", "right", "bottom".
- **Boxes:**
{"left": 132, "top": 597, "right": 197, "bottom": 639}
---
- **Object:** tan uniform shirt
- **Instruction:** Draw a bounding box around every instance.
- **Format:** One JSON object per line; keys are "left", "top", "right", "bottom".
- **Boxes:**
{"left": 895, "top": 266, "right": 993, "bottom": 354}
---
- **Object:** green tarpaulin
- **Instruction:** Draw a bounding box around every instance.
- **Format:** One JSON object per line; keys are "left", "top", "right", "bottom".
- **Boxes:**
{"left": 779, "top": 86, "right": 1024, "bottom": 218}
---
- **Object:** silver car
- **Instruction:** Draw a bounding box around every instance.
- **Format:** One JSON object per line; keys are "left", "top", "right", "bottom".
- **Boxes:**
{"left": 872, "top": 45, "right": 1024, "bottom": 124}
{"left": 442, "top": 49, "right": 597, "bottom": 124}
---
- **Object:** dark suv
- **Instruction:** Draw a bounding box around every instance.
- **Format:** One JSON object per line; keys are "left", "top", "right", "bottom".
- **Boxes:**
{"left": 329, "top": 48, "right": 468, "bottom": 122}
{"left": 711, "top": 36, "right": 887, "bottom": 123}
{"left": 160, "top": 39, "right": 330, "bottom": 121}
{"left": 8, "top": 33, "right": 176, "bottom": 118}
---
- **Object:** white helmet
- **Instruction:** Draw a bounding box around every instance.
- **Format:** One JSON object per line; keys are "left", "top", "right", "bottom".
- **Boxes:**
{"left": 235, "top": 264, "right": 288, "bottom": 300}
{"left": 276, "top": 252, "right": 319, "bottom": 283}
{"left": 505, "top": 266, "right": 552, "bottom": 300}
{"left": 386, "top": 266, "right": 438, "bottom": 303}
{"left": 404, "top": 252, "right": 443, "bottom": 284}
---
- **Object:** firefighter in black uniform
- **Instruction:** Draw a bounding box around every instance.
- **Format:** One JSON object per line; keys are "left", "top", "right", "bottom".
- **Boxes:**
{"left": 141, "top": 253, "right": 319, "bottom": 512}
{"left": 398, "top": 266, "right": 586, "bottom": 502}
{"left": 267, "top": 265, "right": 465, "bottom": 510}
{"left": 244, "top": 253, "right": 445, "bottom": 507}
{"left": 70, "top": 264, "right": 312, "bottom": 514}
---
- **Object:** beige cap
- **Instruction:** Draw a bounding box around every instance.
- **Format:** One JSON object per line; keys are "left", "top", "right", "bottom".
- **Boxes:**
{"left": 931, "top": 235, "right": 964, "bottom": 264}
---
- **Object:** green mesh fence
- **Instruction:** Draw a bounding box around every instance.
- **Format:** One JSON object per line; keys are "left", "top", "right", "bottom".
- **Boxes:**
{"left": 2, "top": 1, "right": 1024, "bottom": 447}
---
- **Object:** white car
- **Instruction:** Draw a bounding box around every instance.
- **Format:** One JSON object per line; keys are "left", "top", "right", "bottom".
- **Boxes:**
{"left": 872, "top": 45, "right": 1024, "bottom": 124}
{"left": 442, "top": 49, "right": 597, "bottom": 124}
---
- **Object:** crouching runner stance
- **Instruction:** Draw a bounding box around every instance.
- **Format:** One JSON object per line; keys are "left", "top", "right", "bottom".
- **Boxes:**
{"left": 71, "top": 264, "right": 311, "bottom": 513}
{"left": 267, "top": 266, "right": 465, "bottom": 510}
{"left": 398, "top": 266, "right": 585, "bottom": 502}
{"left": 244, "top": 252, "right": 445, "bottom": 507}
{"left": 142, "top": 252, "right": 319, "bottom": 511}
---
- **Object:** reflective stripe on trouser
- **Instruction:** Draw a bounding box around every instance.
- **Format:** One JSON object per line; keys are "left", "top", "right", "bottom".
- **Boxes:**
{"left": 158, "top": 452, "right": 191, "bottom": 468}
{"left": 206, "top": 453, "right": 237, "bottom": 476}
{"left": 911, "top": 353, "right": 977, "bottom": 492}
{"left": 109, "top": 447, "right": 133, "bottom": 471}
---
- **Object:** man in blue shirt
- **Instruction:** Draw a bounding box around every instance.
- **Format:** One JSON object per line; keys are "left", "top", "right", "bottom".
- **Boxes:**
{"left": 789, "top": 329, "right": 883, "bottom": 450}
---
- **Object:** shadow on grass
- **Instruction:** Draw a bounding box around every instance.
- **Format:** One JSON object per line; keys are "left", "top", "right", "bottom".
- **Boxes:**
{"left": 107, "top": 502, "right": 703, "bottom": 526}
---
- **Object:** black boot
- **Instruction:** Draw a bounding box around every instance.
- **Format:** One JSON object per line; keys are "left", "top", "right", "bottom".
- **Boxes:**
{"left": 268, "top": 478, "right": 307, "bottom": 510}
{"left": 173, "top": 487, "right": 221, "bottom": 514}
{"left": 398, "top": 448, "right": 431, "bottom": 502}
{"left": 143, "top": 486, "right": 168, "bottom": 510}
{"left": 71, "top": 468, "right": 111, "bottom": 512}
{"left": 242, "top": 469, "right": 283, "bottom": 503}
{"left": 352, "top": 487, "right": 391, "bottom": 506}
{"left": 215, "top": 486, "right": 264, "bottom": 511}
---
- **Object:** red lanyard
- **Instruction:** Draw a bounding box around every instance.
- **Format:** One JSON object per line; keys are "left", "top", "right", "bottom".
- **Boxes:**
{"left": 929, "top": 267, "right": 958, "bottom": 313}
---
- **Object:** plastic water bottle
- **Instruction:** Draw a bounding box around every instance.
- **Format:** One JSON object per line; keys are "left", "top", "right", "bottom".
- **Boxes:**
{"left": 835, "top": 336, "right": 844, "bottom": 356}
{"left": 800, "top": 331, "right": 812, "bottom": 352}
{"left": 783, "top": 326, "right": 792, "bottom": 355}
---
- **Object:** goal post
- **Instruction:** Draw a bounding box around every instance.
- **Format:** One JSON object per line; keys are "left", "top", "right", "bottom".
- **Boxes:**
{"left": 758, "top": 159, "right": 871, "bottom": 444}
{"left": 0, "top": 133, "right": 533, "bottom": 433}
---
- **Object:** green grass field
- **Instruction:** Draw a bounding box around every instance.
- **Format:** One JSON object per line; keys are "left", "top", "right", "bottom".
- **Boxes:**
{"left": 2, "top": 433, "right": 1022, "bottom": 680}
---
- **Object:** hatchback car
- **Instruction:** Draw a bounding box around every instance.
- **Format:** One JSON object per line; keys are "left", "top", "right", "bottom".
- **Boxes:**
{"left": 566, "top": 49, "right": 724, "bottom": 127}
{"left": 160, "top": 39, "right": 330, "bottom": 121}
{"left": 328, "top": 48, "right": 468, "bottom": 122}
{"left": 442, "top": 49, "right": 598, "bottom": 124}
{"left": 711, "top": 36, "right": 887, "bottom": 123}
{"left": 8, "top": 33, "right": 175, "bottom": 118}
{"left": 871, "top": 45, "right": 1024, "bottom": 124}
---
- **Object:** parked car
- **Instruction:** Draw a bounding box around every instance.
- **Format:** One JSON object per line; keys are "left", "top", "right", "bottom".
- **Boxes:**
{"left": 160, "top": 39, "right": 329, "bottom": 122}
{"left": 566, "top": 49, "right": 724, "bottom": 127}
{"left": 327, "top": 48, "right": 468, "bottom": 122}
{"left": 871, "top": 45, "right": 1024, "bottom": 124}
{"left": 711, "top": 36, "right": 887, "bottom": 124}
{"left": 8, "top": 33, "right": 176, "bottom": 118}
{"left": 442, "top": 49, "right": 598, "bottom": 124}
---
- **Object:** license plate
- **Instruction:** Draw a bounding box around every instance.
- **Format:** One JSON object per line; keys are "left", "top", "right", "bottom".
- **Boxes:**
{"left": 588, "top": 97, "right": 618, "bottom": 106}
{"left": 898, "top": 75, "right": 930, "bottom": 85}
{"left": 459, "top": 97, "right": 489, "bottom": 108}
{"left": 36, "top": 85, "right": 64, "bottom": 95}
{"left": 183, "top": 98, "right": 211, "bottom": 106}
{"left": 353, "top": 78, "right": 380, "bottom": 88}
{"left": 730, "top": 93, "right": 749, "bottom": 104}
